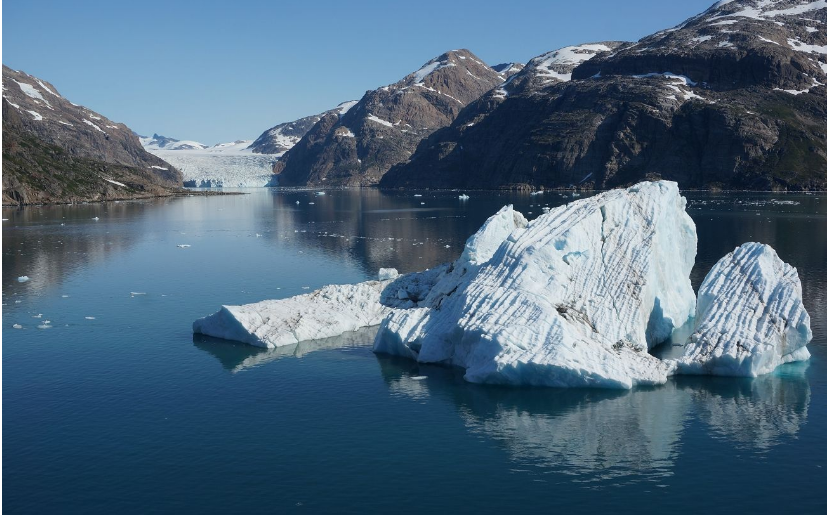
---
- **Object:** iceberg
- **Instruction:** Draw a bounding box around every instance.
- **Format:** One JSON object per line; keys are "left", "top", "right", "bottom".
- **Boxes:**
{"left": 193, "top": 281, "right": 393, "bottom": 348}
{"left": 191, "top": 180, "right": 810, "bottom": 388}
{"left": 674, "top": 242, "right": 812, "bottom": 377}
{"left": 374, "top": 181, "right": 697, "bottom": 389}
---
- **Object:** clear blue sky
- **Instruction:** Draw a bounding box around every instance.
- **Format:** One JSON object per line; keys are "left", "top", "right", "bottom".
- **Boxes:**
{"left": 3, "top": 0, "right": 716, "bottom": 144}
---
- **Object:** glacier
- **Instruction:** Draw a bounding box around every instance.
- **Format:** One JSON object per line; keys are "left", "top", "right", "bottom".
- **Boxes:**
{"left": 674, "top": 242, "right": 812, "bottom": 377}
{"left": 191, "top": 180, "right": 812, "bottom": 388}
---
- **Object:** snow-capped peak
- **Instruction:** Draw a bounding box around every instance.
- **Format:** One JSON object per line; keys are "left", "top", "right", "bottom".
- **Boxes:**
{"left": 527, "top": 43, "right": 614, "bottom": 82}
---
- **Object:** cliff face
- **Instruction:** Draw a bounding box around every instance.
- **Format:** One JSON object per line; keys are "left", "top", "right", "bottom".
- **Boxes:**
{"left": 380, "top": 1, "right": 827, "bottom": 191}
{"left": 2, "top": 66, "right": 183, "bottom": 205}
{"left": 273, "top": 49, "right": 507, "bottom": 186}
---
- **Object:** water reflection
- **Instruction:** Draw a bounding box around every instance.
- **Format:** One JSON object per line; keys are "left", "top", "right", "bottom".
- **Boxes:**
{"left": 193, "top": 326, "right": 379, "bottom": 373}
{"left": 375, "top": 355, "right": 811, "bottom": 482}
{"left": 1, "top": 199, "right": 166, "bottom": 295}
{"left": 676, "top": 364, "right": 811, "bottom": 451}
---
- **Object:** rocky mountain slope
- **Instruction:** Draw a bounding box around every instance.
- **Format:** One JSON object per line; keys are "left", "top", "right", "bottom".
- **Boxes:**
{"left": 248, "top": 101, "right": 358, "bottom": 155}
{"left": 273, "top": 49, "right": 509, "bottom": 186}
{"left": 381, "top": 0, "right": 827, "bottom": 191}
{"left": 2, "top": 66, "right": 183, "bottom": 204}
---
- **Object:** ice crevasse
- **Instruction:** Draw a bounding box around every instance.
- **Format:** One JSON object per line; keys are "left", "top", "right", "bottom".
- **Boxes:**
{"left": 192, "top": 180, "right": 812, "bottom": 388}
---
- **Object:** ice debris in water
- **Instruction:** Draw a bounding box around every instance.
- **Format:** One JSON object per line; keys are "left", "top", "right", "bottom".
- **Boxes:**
{"left": 378, "top": 268, "right": 399, "bottom": 281}
{"left": 177, "top": 244, "right": 191, "bottom": 248}
{"left": 130, "top": 292, "right": 146, "bottom": 296}
{"left": 13, "top": 324, "right": 23, "bottom": 329}
{"left": 85, "top": 316, "right": 96, "bottom": 320}
{"left": 673, "top": 242, "right": 812, "bottom": 376}
{"left": 459, "top": 194, "right": 470, "bottom": 200}
{"left": 17, "top": 276, "right": 30, "bottom": 283}
{"left": 191, "top": 180, "right": 811, "bottom": 388}
{"left": 92, "top": 217, "right": 99, "bottom": 221}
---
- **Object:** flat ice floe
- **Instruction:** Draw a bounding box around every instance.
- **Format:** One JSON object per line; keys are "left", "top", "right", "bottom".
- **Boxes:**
{"left": 674, "top": 242, "right": 812, "bottom": 376}
{"left": 192, "top": 180, "right": 812, "bottom": 388}
{"left": 193, "top": 281, "right": 394, "bottom": 348}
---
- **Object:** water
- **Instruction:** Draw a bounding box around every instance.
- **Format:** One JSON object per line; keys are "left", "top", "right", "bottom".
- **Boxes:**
{"left": 3, "top": 189, "right": 825, "bottom": 514}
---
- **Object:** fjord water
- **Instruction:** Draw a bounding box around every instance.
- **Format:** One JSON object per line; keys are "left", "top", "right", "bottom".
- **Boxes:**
{"left": 3, "top": 188, "right": 825, "bottom": 514}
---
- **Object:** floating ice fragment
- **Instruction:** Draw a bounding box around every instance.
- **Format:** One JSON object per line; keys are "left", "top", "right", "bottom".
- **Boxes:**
{"left": 130, "top": 292, "right": 146, "bottom": 296}
{"left": 85, "top": 316, "right": 96, "bottom": 320}
{"left": 378, "top": 268, "right": 399, "bottom": 281}
{"left": 296, "top": 201, "right": 300, "bottom": 205}
{"left": 459, "top": 194, "right": 470, "bottom": 200}
{"left": 316, "top": 191, "right": 326, "bottom": 196}
{"left": 177, "top": 244, "right": 191, "bottom": 248}
{"left": 13, "top": 324, "right": 23, "bottom": 329}
{"left": 32, "top": 314, "right": 42, "bottom": 318}
{"left": 92, "top": 217, "right": 99, "bottom": 221}
{"left": 17, "top": 276, "right": 30, "bottom": 282}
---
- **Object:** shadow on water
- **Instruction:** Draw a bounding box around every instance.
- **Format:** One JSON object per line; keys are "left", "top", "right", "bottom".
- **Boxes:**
{"left": 192, "top": 326, "right": 380, "bottom": 373}
{"left": 374, "top": 353, "right": 811, "bottom": 482}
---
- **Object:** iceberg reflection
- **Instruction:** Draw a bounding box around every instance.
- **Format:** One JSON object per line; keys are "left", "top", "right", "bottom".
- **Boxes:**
{"left": 193, "top": 326, "right": 379, "bottom": 373}
{"left": 376, "top": 355, "right": 810, "bottom": 482}
{"left": 676, "top": 362, "right": 811, "bottom": 451}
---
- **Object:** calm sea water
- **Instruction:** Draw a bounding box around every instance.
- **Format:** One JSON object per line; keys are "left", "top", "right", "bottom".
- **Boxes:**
{"left": 3, "top": 188, "right": 826, "bottom": 514}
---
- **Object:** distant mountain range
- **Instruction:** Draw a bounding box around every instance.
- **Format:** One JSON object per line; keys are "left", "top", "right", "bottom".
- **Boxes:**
{"left": 2, "top": 65, "right": 182, "bottom": 205}
{"left": 3, "top": 0, "right": 825, "bottom": 201}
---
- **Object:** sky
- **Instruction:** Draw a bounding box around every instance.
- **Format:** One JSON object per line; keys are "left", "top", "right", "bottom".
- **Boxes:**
{"left": 2, "top": 0, "right": 717, "bottom": 144}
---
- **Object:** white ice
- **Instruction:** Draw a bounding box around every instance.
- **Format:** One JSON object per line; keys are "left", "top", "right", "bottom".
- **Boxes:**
{"left": 374, "top": 181, "right": 697, "bottom": 389}
{"left": 193, "top": 281, "right": 395, "bottom": 348}
{"left": 674, "top": 242, "right": 812, "bottom": 376}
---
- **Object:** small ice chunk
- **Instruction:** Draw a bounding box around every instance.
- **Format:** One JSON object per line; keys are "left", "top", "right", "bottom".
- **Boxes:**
{"left": 85, "top": 316, "right": 96, "bottom": 320}
{"left": 92, "top": 217, "right": 99, "bottom": 221}
{"left": 378, "top": 268, "right": 399, "bottom": 280}
{"left": 17, "top": 276, "right": 30, "bottom": 282}
{"left": 13, "top": 324, "right": 23, "bottom": 329}
{"left": 177, "top": 244, "right": 191, "bottom": 248}
{"left": 459, "top": 194, "right": 470, "bottom": 200}
{"left": 130, "top": 292, "right": 146, "bottom": 296}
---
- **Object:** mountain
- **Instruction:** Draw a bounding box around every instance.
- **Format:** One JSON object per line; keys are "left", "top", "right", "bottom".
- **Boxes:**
{"left": 273, "top": 49, "right": 508, "bottom": 186}
{"left": 138, "top": 133, "right": 208, "bottom": 151}
{"left": 2, "top": 66, "right": 183, "bottom": 205}
{"left": 380, "top": 0, "right": 827, "bottom": 191}
{"left": 247, "top": 101, "right": 358, "bottom": 155}
{"left": 492, "top": 62, "right": 525, "bottom": 77}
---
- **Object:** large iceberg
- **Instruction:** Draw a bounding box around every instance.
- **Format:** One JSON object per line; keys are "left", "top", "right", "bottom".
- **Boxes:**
{"left": 373, "top": 181, "right": 697, "bottom": 388}
{"left": 191, "top": 180, "right": 811, "bottom": 388}
{"left": 674, "top": 242, "right": 812, "bottom": 377}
